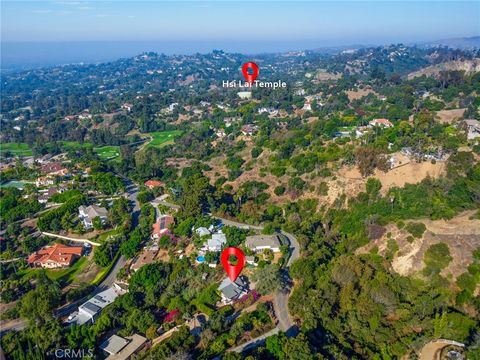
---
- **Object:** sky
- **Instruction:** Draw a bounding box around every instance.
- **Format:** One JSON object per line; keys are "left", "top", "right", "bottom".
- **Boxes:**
{"left": 1, "top": 1, "right": 479, "bottom": 68}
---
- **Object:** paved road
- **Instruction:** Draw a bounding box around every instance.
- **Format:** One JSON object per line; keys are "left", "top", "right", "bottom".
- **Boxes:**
{"left": 0, "top": 177, "right": 140, "bottom": 335}
{"left": 211, "top": 215, "right": 300, "bottom": 352}
{"left": 40, "top": 232, "right": 101, "bottom": 246}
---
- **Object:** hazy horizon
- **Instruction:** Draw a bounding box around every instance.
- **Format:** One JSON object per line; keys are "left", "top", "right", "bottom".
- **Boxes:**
{"left": 1, "top": 1, "right": 479, "bottom": 70}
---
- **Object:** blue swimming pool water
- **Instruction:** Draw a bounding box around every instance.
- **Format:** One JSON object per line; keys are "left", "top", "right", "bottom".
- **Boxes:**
{"left": 196, "top": 256, "right": 205, "bottom": 263}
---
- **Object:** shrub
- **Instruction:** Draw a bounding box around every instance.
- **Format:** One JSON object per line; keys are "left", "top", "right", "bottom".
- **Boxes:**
{"left": 318, "top": 182, "right": 329, "bottom": 196}
{"left": 423, "top": 243, "right": 452, "bottom": 276}
{"left": 405, "top": 222, "right": 426, "bottom": 238}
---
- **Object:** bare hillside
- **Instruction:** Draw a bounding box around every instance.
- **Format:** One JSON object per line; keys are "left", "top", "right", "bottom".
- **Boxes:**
{"left": 407, "top": 59, "right": 480, "bottom": 79}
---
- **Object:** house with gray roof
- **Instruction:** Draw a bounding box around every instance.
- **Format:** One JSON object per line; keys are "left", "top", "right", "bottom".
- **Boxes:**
{"left": 67, "top": 285, "right": 124, "bottom": 326}
{"left": 245, "top": 234, "right": 282, "bottom": 253}
{"left": 100, "top": 334, "right": 147, "bottom": 360}
{"left": 79, "top": 205, "right": 108, "bottom": 229}
{"left": 218, "top": 276, "right": 248, "bottom": 305}
{"left": 463, "top": 119, "right": 480, "bottom": 140}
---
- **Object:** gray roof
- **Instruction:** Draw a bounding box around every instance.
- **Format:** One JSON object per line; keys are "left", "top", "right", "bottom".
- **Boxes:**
{"left": 218, "top": 277, "right": 247, "bottom": 300}
{"left": 100, "top": 335, "right": 129, "bottom": 355}
{"left": 105, "top": 334, "right": 147, "bottom": 360}
{"left": 207, "top": 232, "right": 227, "bottom": 249}
{"left": 464, "top": 119, "right": 480, "bottom": 127}
{"left": 80, "top": 302, "right": 101, "bottom": 316}
{"left": 79, "top": 205, "right": 108, "bottom": 219}
{"left": 245, "top": 234, "right": 281, "bottom": 249}
{"left": 74, "top": 287, "right": 119, "bottom": 325}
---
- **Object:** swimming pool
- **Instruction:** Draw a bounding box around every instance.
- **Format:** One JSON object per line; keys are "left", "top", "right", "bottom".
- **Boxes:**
{"left": 196, "top": 256, "right": 206, "bottom": 263}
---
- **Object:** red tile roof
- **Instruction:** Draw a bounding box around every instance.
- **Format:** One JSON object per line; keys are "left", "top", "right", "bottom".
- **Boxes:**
{"left": 370, "top": 118, "right": 393, "bottom": 127}
{"left": 27, "top": 243, "right": 83, "bottom": 267}
{"left": 41, "top": 162, "right": 63, "bottom": 174}
{"left": 152, "top": 215, "right": 174, "bottom": 236}
{"left": 144, "top": 180, "right": 164, "bottom": 188}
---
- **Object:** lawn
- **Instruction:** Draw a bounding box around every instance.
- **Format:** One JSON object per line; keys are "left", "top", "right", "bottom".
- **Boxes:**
{"left": 46, "top": 256, "right": 88, "bottom": 282}
{"left": 93, "top": 145, "right": 120, "bottom": 160}
{"left": 95, "top": 228, "right": 123, "bottom": 243}
{"left": 146, "top": 130, "right": 182, "bottom": 148}
{"left": 16, "top": 256, "right": 88, "bottom": 284}
{"left": 0, "top": 143, "right": 32, "bottom": 157}
{"left": 60, "top": 141, "right": 120, "bottom": 160}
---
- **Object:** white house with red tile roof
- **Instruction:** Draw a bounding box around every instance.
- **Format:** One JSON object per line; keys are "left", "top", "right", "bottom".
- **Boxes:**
{"left": 144, "top": 180, "right": 165, "bottom": 189}
{"left": 27, "top": 243, "right": 83, "bottom": 269}
{"left": 368, "top": 118, "right": 394, "bottom": 128}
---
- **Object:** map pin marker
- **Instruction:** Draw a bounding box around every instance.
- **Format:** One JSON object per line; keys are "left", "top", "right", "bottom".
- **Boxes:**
{"left": 221, "top": 246, "right": 246, "bottom": 282}
{"left": 242, "top": 62, "right": 259, "bottom": 85}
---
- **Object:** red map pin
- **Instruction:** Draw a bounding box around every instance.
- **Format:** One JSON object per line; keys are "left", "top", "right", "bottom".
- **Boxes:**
{"left": 221, "top": 247, "right": 246, "bottom": 282}
{"left": 242, "top": 62, "right": 259, "bottom": 84}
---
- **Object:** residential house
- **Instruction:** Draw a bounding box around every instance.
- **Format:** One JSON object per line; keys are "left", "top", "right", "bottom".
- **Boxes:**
{"left": 100, "top": 334, "right": 147, "bottom": 360}
{"left": 130, "top": 248, "right": 158, "bottom": 272}
{"left": 237, "top": 91, "right": 252, "bottom": 100}
{"left": 302, "top": 101, "right": 312, "bottom": 111}
{"left": 245, "top": 234, "right": 282, "bottom": 253}
{"left": 223, "top": 117, "right": 239, "bottom": 127}
{"left": 64, "top": 115, "right": 77, "bottom": 121}
{"left": 27, "top": 243, "right": 83, "bottom": 269}
{"left": 195, "top": 227, "right": 211, "bottom": 237}
{"left": 68, "top": 285, "right": 124, "bottom": 326}
{"left": 78, "top": 112, "right": 93, "bottom": 120}
{"left": 463, "top": 119, "right": 480, "bottom": 140}
{"left": 218, "top": 277, "right": 249, "bottom": 305}
{"left": 216, "top": 128, "right": 226, "bottom": 138}
{"left": 168, "top": 103, "right": 178, "bottom": 112}
{"left": 257, "top": 107, "right": 278, "bottom": 116}
{"left": 204, "top": 232, "right": 227, "bottom": 252}
{"left": 241, "top": 124, "right": 259, "bottom": 136}
{"left": 121, "top": 103, "right": 133, "bottom": 112}
{"left": 41, "top": 162, "right": 63, "bottom": 174}
{"left": 79, "top": 205, "right": 108, "bottom": 229}
{"left": 35, "top": 176, "right": 55, "bottom": 187}
{"left": 38, "top": 187, "right": 59, "bottom": 204}
{"left": 151, "top": 215, "right": 174, "bottom": 239}
{"left": 368, "top": 118, "right": 394, "bottom": 128}
{"left": 144, "top": 180, "right": 165, "bottom": 189}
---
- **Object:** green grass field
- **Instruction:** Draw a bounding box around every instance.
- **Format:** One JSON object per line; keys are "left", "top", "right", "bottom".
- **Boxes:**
{"left": 146, "top": 130, "right": 182, "bottom": 148}
{"left": 0, "top": 143, "right": 33, "bottom": 157}
{"left": 93, "top": 146, "right": 120, "bottom": 160}
{"left": 16, "top": 256, "right": 88, "bottom": 284}
{"left": 60, "top": 141, "right": 120, "bottom": 160}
